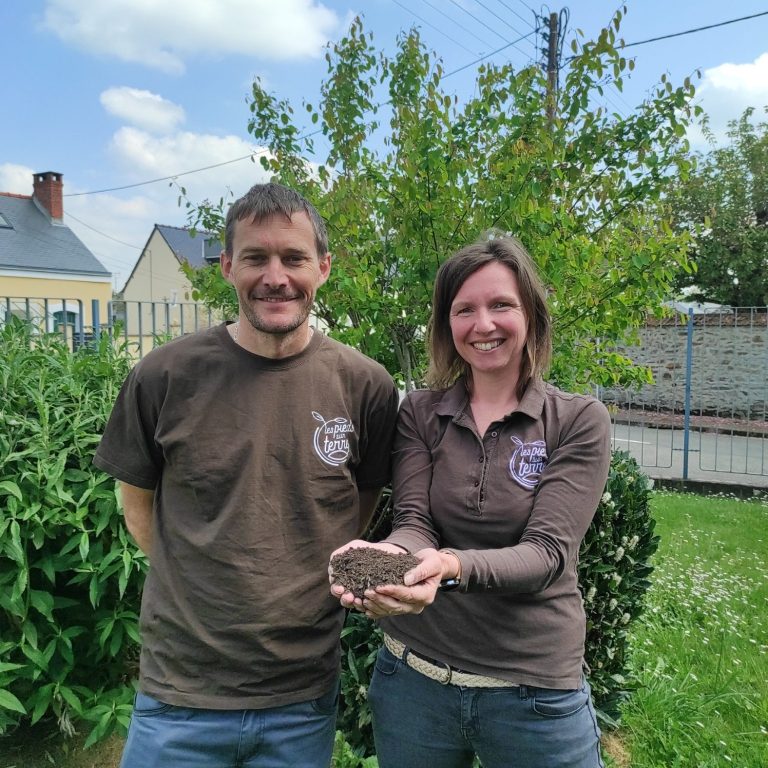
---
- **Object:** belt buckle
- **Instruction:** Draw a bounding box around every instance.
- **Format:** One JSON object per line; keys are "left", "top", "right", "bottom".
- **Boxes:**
{"left": 435, "top": 661, "right": 453, "bottom": 685}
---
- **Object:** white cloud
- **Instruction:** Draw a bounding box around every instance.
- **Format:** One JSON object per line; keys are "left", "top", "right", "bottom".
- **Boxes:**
{"left": 101, "top": 87, "right": 186, "bottom": 134}
{"left": 109, "top": 127, "right": 259, "bottom": 178}
{"left": 0, "top": 164, "right": 34, "bottom": 194}
{"left": 689, "top": 53, "right": 768, "bottom": 148}
{"left": 107, "top": 127, "right": 272, "bottom": 207}
{"left": 44, "top": 0, "right": 341, "bottom": 74}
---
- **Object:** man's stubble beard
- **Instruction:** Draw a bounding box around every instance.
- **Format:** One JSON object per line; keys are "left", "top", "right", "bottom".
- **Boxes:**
{"left": 240, "top": 296, "right": 313, "bottom": 337}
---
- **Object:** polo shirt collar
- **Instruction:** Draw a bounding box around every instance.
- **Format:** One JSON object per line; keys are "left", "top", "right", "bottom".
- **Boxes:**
{"left": 434, "top": 376, "right": 547, "bottom": 422}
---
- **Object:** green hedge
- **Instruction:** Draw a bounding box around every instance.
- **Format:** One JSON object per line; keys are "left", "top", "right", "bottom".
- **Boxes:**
{"left": 338, "top": 450, "right": 658, "bottom": 755}
{"left": 580, "top": 451, "right": 658, "bottom": 723}
{"left": 0, "top": 320, "right": 143, "bottom": 744}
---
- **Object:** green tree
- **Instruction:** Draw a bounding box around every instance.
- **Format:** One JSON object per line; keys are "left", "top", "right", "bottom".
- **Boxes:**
{"left": 669, "top": 107, "right": 768, "bottom": 306}
{"left": 185, "top": 8, "right": 697, "bottom": 391}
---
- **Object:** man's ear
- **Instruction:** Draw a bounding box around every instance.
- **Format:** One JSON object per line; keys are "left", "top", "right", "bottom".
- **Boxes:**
{"left": 220, "top": 250, "right": 234, "bottom": 283}
{"left": 318, "top": 252, "right": 332, "bottom": 285}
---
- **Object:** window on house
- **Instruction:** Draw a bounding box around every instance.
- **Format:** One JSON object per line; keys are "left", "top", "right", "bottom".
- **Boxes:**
{"left": 52, "top": 310, "right": 79, "bottom": 333}
{"left": 0, "top": 212, "right": 12, "bottom": 228}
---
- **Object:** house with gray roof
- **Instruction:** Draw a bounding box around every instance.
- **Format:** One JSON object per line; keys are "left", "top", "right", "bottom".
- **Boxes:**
{"left": 120, "top": 223, "right": 220, "bottom": 302}
{"left": 0, "top": 171, "right": 112, "bottom": 333}
{"left": 117, "top": 223, "right": 223, "bottom": 342}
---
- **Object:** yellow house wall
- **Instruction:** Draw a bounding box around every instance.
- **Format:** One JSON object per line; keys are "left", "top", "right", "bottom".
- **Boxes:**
{"left": 120, "top": 229, "right": 216, "bottom": 335}
{"left": 0, "top": 275, "right": 112, "bottom": 326}
{"left": 122, "top": 229, "right": 195, "bottom": 305}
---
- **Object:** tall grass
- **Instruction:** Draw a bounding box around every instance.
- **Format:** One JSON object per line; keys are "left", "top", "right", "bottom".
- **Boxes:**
{"left": 618, "top": 491, "right": 768, "bottom": 767}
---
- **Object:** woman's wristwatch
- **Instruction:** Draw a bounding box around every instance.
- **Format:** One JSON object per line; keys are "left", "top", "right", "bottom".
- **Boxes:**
{"left": 438, "top": 577, "right": 461, "bottom": 591}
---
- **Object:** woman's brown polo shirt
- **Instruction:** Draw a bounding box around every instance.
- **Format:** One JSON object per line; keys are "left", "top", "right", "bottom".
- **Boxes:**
{"left": 381, "top": 377, "right": 611, "bottom": 689}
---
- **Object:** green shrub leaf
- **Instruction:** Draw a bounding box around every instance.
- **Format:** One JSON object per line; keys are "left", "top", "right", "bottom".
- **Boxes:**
{"left": 0, "top": 481, "right": 22, "bottom": 501}
{"left": 0, "top": 688, "right": 27, "bottom": 714}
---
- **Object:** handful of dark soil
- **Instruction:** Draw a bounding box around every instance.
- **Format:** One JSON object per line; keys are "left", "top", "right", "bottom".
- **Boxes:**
{"left": 331, "top": 547, "right": 420, "bottom": 599}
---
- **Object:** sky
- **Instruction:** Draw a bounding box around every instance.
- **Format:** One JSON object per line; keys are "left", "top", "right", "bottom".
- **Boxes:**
{"left": 2, "top": 0, "right": 768, "bottom": 292}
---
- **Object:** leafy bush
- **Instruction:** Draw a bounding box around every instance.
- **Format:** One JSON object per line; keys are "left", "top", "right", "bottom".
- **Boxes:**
{"left": 332, "top": 729, "right": 379, "bottom": 768}
{"left": 579, "top": 450, "right": 658, "bottom": 724}
{"left": 338, "top": 450, "right": 658, "bottom": 754}
{"left": 0, "top": 320, "right": 144, "bottom": 744}
{"left": 337, "top": 611, "right": 382, "bottom": 756}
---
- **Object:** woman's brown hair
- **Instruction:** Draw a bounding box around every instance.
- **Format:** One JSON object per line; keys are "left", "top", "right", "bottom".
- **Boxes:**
{"left": 426, "top": 235, "right": 552, "bottom": 398}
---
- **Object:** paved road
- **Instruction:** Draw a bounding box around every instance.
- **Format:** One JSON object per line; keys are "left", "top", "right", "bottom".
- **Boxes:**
{"left": 610, "top": 422, "right": 768, "bottom": 489}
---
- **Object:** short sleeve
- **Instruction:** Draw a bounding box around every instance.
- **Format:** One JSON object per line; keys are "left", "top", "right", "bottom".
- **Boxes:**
{"left": 93, "top": 364, "right": 164, "bottom": 490}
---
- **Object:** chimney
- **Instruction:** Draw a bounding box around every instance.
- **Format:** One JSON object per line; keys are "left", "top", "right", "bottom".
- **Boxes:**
{"left": 33, "top": 171, "right": 64, "bottom": 220}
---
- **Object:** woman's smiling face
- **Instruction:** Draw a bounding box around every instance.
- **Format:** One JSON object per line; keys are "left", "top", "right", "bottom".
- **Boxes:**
{"left": 449, "top": 261, "right": 529, "bottom": 381}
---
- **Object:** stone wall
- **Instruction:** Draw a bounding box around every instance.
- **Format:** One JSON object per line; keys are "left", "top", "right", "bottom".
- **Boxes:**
{"left": 602, "top": 313, "right": 768, "bottom": 419}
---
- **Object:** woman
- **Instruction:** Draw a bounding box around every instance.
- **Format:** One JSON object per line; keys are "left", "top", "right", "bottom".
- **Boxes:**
{"left": 331, "top": 235, "right": 611, "bottom": 768}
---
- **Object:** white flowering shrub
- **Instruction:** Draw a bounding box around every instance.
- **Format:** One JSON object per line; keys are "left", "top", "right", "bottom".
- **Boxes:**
{"left": 579, "top": 450, "right": 658, "bottom": 724}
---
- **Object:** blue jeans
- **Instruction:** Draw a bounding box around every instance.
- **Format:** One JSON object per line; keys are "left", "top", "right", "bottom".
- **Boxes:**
{"left": 368, "top": 646, "right": 604, "bottom": 768}
{"left": 119, "top": 683, "right": 339, "bottom": 768}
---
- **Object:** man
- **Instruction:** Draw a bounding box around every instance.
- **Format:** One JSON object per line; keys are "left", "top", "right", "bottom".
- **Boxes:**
{"left": 94, "top": 183, "right": 399, "bottom": 768}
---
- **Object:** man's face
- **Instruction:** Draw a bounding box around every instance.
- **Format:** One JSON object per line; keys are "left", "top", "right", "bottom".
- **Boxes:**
{"left": 220, "top": 212, "right": 330, "bottom": 336}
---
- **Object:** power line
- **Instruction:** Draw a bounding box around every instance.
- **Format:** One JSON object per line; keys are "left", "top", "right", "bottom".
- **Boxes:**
{"left": 421, "top": 0, "right": 495, "bottom": 50}
{"left": 622, "top": 10, "right": 768, "bottom": 49}
{"left": 494, "top": 0, "right": 535, "bottom": 28}
{"left": 516, "top": 0, "right": 536, "bottom": 15}
{"left": 447, "top": 0, "right": 516, "bottom": 45}
{"left": 443, "top": 29, "right": 537, "bottom": 76}
{"left": 471, "top": 0, "right": 531, "bottom": 38}
{"left": 64, "top": 152, "right": 265, "bottom": 197}
{"left": 65, "top": 211, "right": 143, "bottom": 252}
{"left": 392, "top": 0, "right": 480, "bottom": 56}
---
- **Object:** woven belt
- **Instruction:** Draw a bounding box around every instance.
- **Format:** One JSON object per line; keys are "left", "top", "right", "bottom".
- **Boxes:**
{"left": 383, "top": 634, "right": 518, "bottom": 688}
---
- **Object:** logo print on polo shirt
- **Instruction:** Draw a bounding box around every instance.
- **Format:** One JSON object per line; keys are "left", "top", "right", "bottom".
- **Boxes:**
{"left": 508, "top": 436, "right": 547, "bottom": 490}
{"left": 312, "top": 411, "right": 354, "bottom": 467}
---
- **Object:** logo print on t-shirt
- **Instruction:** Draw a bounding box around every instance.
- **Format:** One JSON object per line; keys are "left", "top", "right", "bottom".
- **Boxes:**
{"left": 312, "top": 411, "right": 354, "bottom": 467}
{"left": 508, "top": 436, "right": 547, "bottom": 489}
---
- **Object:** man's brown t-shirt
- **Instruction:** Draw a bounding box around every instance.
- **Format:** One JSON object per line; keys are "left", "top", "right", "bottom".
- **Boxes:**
{"left": 94, "top": 324, "right": 398, "bottom": 709}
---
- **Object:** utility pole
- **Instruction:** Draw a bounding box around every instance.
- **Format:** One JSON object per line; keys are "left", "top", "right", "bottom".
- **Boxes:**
{"left": 545, "top": 11, "right": 559, "bottom": 126}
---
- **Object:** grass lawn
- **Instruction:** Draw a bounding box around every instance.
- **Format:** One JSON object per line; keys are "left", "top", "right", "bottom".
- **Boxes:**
{"left": 2, "top": 490, "right": 766, "bottom": 767}
{"left": 614, "top": 491, "right": 768, "bottom": 767}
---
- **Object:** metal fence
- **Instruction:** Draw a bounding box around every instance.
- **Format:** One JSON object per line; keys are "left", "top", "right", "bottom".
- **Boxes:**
{"left": 599, "top": 307, "right": 768, "bottom": 487}
{"left": 1, "top": 296, "right": 221, "bottom": 358}
{"left": 4, "top": 295, "right": 767, "bottom": 485}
